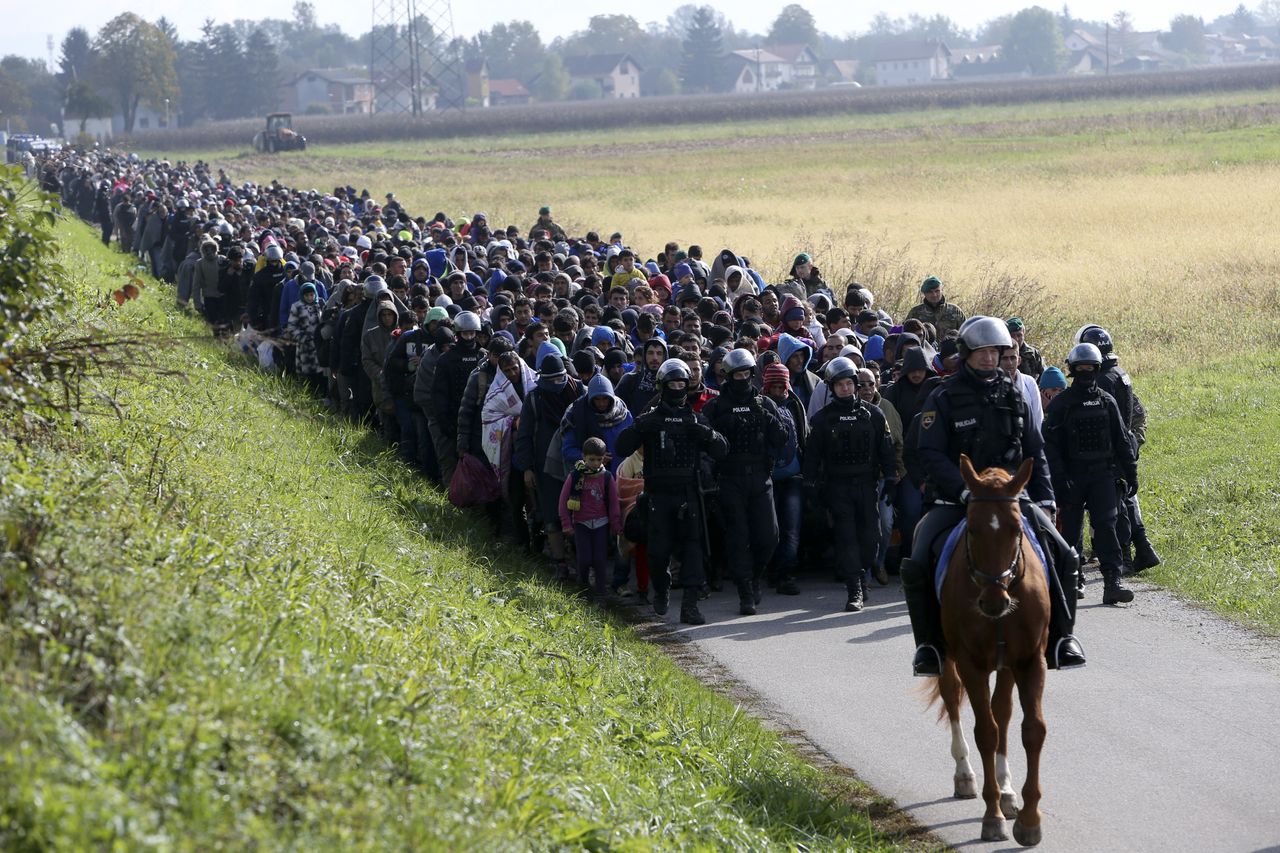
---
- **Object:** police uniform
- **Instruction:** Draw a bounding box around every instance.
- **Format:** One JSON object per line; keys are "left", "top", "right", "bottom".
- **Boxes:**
{"left": 702, "top": 385, "right": 789, "bottom": 613}
{"left": 616, "top": 398, "right": 728, "bottom": 622}
{"left": 1095, "top": 356, "right": 1159, "bottom": 569}
{"left": 804, "top": 394, "right": 897, "bottom": 608}
{"left": 1043, "top": 376, "right": 1137, "bottom": 599}
{"left": 902, "top": 362, "right": 1083, "bottom": 670}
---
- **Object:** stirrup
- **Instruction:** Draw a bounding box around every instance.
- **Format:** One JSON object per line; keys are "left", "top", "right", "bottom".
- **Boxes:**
{"left": 1048, "top": 636, "right": 1087, "bottom": 670}
{"left": 912, "top": 644, "right": 943, "bottom": 677}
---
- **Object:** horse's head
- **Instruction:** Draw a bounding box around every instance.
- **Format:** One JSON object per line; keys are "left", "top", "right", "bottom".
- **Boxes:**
{"left": 959, "top": 455, "right": 1034, "bottom": 619}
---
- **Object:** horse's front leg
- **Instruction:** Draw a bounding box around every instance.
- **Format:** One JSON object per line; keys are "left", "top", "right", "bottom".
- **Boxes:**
{"left": 1012, "top": 658, "right": 1047, "bottom": 847}
{"left": 993, "top": 666, "right": 1019, "bottom": 818}
{"left": 956, "top": 661, "right": 1008, "bottom": 842}
{"left": 943, "top": 660, "right": 977, "bottom": 799}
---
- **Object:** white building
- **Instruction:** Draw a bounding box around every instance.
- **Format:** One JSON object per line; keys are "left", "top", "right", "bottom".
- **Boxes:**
{"left": 873, "top": 41, "right": 951, "bottom": 86}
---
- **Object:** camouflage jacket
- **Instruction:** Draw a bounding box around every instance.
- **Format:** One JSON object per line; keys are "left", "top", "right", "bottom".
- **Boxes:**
{"left": 906, "top": 298, "right": 966, "bottom": 337}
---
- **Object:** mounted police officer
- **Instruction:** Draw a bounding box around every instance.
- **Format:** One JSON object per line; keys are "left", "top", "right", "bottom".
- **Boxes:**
{"left": 804, "top": 357, "right": 897, "bottom": 612}
{"left": 901, "top": 317, "right": 1086, "bottom": 676}
{"left": 616, "top": 358, "right": 728, "bottom": 625}
{"left": 702, "top": 349, "right": 790, "bottom": 616}
{"left": 1076, "top": 325, "right": 1162, "bottom": 574}
{"left": 1043, "top": 343, "right": 1137, "bottom": 606}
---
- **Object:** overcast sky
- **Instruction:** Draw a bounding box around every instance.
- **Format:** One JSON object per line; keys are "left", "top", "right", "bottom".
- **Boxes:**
{"left": 0, "top": 0, "right": 1247, "bottom": 65}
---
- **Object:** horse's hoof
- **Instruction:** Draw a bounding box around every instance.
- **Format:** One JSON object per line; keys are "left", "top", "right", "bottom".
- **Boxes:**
{"left": 954, "top": 775, "right": 978, "bottom": 799}
{"left": 981, "top": 817, "right": 1009, "bottom": 842}
{"left": 1012, "top": 819, "right": 1042, "bottom": 847}
{"left": 1000, "top": 792, "right": 1020, "bottom": 818}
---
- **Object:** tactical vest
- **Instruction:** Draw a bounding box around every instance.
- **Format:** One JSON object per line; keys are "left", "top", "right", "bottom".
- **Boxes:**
{"left": 945, "top": 375, "right": 1023, "bottom": 473}
{"left": 721, "top": 397, "right": 770, "bottom": 471}
{"left": 1097, "top": 362, "right": 1134, "bottom": 429}
{"left": 1064, "top": 392, "right": 1113, "bottom": 466}
{"left": 643, "top": 411, "right": 701, "bottom": 486}
{"left": 824, "top": 403, "right": 877, "bottom": 477}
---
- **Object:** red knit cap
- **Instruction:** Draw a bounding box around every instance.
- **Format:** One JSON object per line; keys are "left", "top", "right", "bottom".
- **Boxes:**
{"left": 763, "top": 363, "right": 791, "bottom": 393}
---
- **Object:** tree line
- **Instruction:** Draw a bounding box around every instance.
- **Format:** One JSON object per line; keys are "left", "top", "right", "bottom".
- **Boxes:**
{"left": 1, "top": 1, "right": 1277, "bottom": 135}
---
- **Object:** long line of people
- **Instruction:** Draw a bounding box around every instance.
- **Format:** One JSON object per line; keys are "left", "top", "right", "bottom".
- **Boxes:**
{"left": 42, "top": 149, "right": 1162, "bottom": 653}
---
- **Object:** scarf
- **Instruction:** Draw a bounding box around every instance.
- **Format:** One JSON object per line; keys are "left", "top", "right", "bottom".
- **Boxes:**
{"left": 481, "top": 361, "right": 537, "bottom": 486}
{"left": 595, "top": 394, "right": 630, "bottom": 429}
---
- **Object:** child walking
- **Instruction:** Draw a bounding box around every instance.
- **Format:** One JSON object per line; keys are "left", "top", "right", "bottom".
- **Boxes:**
{"left": 559, "top": 437, "right": 621, "bottom": 605}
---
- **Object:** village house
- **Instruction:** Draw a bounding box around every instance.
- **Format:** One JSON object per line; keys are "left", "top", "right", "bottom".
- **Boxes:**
{"left": 280, "top": 69, "right": 375, "bottom": 114}
{"left": 873, "top": 41, "right": 951, "bottom": 86}
{"left": 488, "top": 78, "right": 532, "bottom": 106}
{"left": 563, "top": 54, "right": 643, "bottom": 98}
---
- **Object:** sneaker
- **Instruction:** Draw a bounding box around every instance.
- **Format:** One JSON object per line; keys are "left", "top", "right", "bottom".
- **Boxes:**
{"left": 680, "top": 604, "right": 706, "bottom": 625}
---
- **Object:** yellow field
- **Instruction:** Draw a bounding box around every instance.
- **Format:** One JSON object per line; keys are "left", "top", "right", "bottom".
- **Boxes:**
{"left": 200, "top": 93, "right": 1280, "bottom": 372}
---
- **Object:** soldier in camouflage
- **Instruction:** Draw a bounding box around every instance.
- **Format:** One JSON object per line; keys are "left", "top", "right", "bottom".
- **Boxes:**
{"left": 906, "top": 276, "right": 967, "bottom": 338}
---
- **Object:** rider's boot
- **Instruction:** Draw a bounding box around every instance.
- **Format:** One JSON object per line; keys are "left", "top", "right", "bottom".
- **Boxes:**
{"left": 901, "top": 557, "right": 944, "bottom": 676}
{"left": 1047, "top": 545, "right": 1087, "bottom": 670}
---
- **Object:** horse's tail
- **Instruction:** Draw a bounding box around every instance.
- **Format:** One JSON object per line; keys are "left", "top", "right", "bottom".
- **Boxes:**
{"left": 918, "top": 658, "right": 966, "bottom": 723}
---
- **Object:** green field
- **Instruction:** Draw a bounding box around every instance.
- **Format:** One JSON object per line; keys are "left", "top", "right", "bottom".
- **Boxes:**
{"left": 0, "top": 222, "right": 919, "bottom": 849}
{"left": 142, "top": 86, "right": 1280, "bottom": 374}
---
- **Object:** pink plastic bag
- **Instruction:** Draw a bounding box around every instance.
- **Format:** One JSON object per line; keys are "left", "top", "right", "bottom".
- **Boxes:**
{"left": 448, "top": 453, "right": 502, "bottom": 508}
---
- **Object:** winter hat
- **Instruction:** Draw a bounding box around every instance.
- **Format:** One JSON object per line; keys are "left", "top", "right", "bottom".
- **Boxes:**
{"left": 1039, "top": 366, "right": 1067, "bottom": 390}
{"left": 299, "top": 260, "right": 316, "bottom": 280}
{"left": 571, "top": 349, "right": 597, "bottom": 377}
{"left": 492, "top": 329, "right": 517, "bottom": 348}
{"left": 587, "top": 373, "right": 615, "bottom": 400}
{"left": 425, "top": 306, "right": 449, "bottom": 324}
{"left": 603, "top": 349, "right": 626, "bottom": 372}
{"left": 538, "top": 353, "right": 566, "bottom": 380}
{"left": 863, "top": 334, "right": 886, "bottom": 363}
{"left": 536, "top": 340, "right": 562, "bottom": 372}
{"left": 763, "top": 363, "right": 791, "bottom": 393}
{"left": 672, "top": 262, "right": 693, "bottom": 281}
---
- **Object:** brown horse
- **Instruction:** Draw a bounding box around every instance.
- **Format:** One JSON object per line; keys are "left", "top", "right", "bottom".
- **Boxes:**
{"left": 926, "top": 455, "right": 1050, "bottom": 846}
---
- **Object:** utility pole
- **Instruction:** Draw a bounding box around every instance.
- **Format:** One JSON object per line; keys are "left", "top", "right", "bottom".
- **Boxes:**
{"left": 1105, "top": 23, "right": 1110, "bottom": 76}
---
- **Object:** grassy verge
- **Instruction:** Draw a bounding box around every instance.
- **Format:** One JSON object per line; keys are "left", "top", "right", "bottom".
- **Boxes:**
{"left": 0, "top": 221, "right": 918, "bottom": 848}
{"left": 1137, "top": 350, "right": 1280, "bottom": 633}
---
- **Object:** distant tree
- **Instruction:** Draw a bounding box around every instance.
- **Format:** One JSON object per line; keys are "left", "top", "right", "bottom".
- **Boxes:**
{"left": 64, "top": 79, "right": 112, "bottom": 132}
{"left": 243, "top": 29, "right": 280, "bottom": 115}
{"left": 768, "top": 3, "right": 820, "bottom": 46}
{"left": 58, "top": 28, "right": 94, "bottom": 83}
{"left": 206, "top": 24, "right": 246, "bottom": 120}
{"left": 472, "top": 21, "right": 546, "bottom": 80}
{"left": 0, "top": 63, "right": 32, "bottom": 116}
{"left": 680, "top": 6, "right": 724, "bottom": 93}
{"left": 568, "top": 78, "right": 603, "bottom": 100}
{"left": 293, "top": 1, "right": 319, "bottom": 33}
{"left": 1002, "top": 6, "right": 1067, "bottom": 74}
{"left": 532, "top": 53, "right": 569, "bottom": 101}
{"left": 1165, "top": 15, "right": 1206, "bottom": 54}
{"left": 562, "top": 15, "right": 646, "bottom": 57}
{"left": 978, "top": 14, "right": 1016, "bottom": 47}
{"left": 1230, "top": 3, "right": 1258, "bottom": 32}
{"left": 1257, "top": 0, "right": 1280, "bottom": 26}
{"left": 667, "top": 4, "right": 732, "bottom": 39}
{"left": 648, "top": 67, "right": 681, "bottom": 95}
{"left": 1112, "top": 10, "right": 1133, "bottom": 56}
{"left": 92, "top": 13, "right": 180, "bottom": 133}
{"left": 154, "top": 17, "right": 180, "bottom": 49}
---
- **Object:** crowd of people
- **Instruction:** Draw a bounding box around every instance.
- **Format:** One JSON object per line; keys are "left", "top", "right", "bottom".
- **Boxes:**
{"left": 39, "top": 148, "right": 1163, "bottom": 674}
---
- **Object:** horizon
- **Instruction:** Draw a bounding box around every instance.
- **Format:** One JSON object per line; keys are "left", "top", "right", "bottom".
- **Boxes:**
{"left": 0, "top": 0, "right": 1253, "bottom": 66}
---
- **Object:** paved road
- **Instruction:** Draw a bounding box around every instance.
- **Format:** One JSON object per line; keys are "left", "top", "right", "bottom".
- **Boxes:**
{"left": 663, "top": 575, "right": 1280, "bottom": 852}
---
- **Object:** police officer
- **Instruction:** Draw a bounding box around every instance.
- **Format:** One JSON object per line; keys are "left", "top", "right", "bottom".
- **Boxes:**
{"left": 1076, "top": 325, "right": 1162, "bottom": 573}
{"left": 616, "top": 359, "right": 729, "bottom": 625}
{"left": 702, "top": 349, "right": 789, "bottom": 616}
{"left": 902, "top": 317, "right": 1086, "bottom": 676}
{"left": 1043, "top": 343, "right": 1137, "bottom": 606}
{"left": 804, "top": 357, "right": 897, "bottom": 612}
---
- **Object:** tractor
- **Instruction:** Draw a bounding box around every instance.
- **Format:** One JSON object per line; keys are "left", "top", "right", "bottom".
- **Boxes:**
{"left": 252, "top": 113, "right": 307, "bottom": 154}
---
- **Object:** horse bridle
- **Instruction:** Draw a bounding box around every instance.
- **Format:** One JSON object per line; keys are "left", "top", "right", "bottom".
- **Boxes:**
{"left": 964, "top": 495, "right": 1024, "bottom": 591}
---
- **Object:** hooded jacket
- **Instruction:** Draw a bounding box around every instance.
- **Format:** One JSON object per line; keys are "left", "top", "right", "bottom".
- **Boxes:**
{"left": 882, "top": 346, "right": 943, "bottom": 429}
{"left": 776, "top": 333, "right": 820, "bottom": 409}
{"left": 561, "top": 374, "right": 634, "bottom": 475}
{"left": 615, "top": 338, "right": 668, "bottom": 416}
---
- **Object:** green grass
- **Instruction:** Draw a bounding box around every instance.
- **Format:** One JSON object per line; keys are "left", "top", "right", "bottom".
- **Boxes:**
{"left": 1137, "top": 351, "right": 1280, "bottom": 633}
{"left": 0, "top": 222, "right": 911, "bottom": 848}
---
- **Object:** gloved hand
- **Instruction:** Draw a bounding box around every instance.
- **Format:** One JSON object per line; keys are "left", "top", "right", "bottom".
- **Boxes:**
{"left": 1126, "top": 476, "right": 1139, "bottom": 498}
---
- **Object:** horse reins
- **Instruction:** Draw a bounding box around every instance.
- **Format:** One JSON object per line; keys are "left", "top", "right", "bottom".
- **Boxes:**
{"left": 964, "top": 494, "right": 1026, "bottom": 672}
